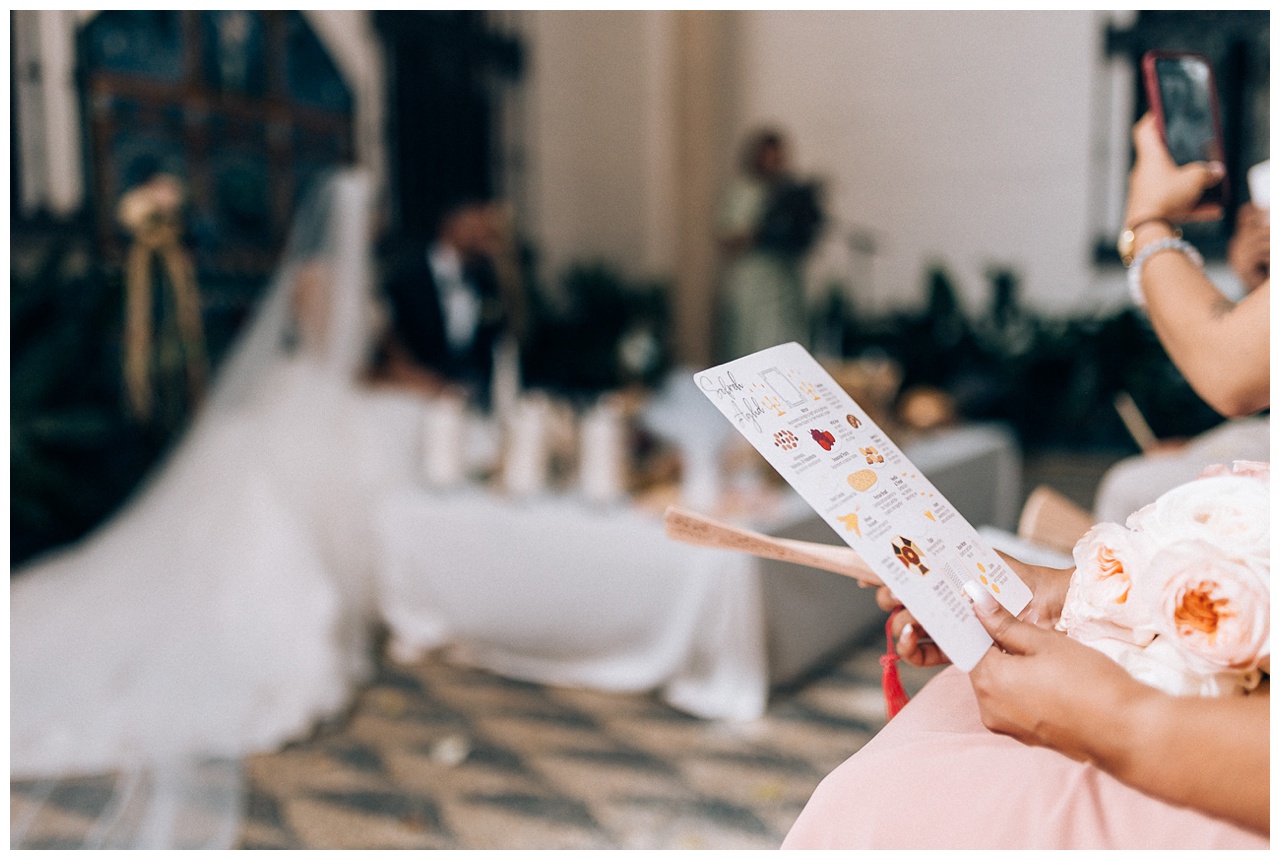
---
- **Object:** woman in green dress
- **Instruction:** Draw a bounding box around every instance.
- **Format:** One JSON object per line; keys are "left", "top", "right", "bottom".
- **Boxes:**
{"left": 715, "top": 128, "right": 813, "bottom": 360}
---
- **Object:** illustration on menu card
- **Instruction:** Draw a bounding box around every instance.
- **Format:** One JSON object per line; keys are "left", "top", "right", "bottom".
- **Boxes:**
{"left": 810, "top": 428, "right": 836, "bottom": 451}
{"left": 836, "top": 510, "right": 861, "bottom": 536}
{"left": 694, "top": 341, "right": 1031, "bottom": 672}
{"left": 891, "top": 536, "right": 929, "bottom": 576}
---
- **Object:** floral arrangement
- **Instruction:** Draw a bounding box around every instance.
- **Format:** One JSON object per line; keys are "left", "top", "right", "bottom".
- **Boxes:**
{"left": 116, "top": 173, "right": 185, "bottom": 235}
{"left": 1057, "top": 461, "right": 1270, "bottom": 697}
{"left": 114, "top": 173, "right": 207, "bottom": 425}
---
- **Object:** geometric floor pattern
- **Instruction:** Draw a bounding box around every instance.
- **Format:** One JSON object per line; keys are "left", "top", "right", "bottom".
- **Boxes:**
{"left": 228, "top": 450, "right": 1103, "bottom": 848}
{"left": 12, "top": 450, "right": 1109, "bottom": 849}
{"left": 12, "top": 642, "right": 942, "bottom": 850}
{"left": 238, "top": 645, "right": 943, "bottom": 850}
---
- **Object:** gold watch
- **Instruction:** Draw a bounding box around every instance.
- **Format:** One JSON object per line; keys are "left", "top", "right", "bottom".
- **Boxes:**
{"left": 1117, "top": 227, "right": 1138, "bottom": 268}
{"left": 1118, "top": 218, "right": 1178, "bottom": 268}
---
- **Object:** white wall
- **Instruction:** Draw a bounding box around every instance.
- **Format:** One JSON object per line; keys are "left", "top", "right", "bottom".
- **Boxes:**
{"left": 517, "top": 10, "right": 1153, "bottom": 329}
{"left": 520, "top": 11, "right": 678, "bottom": 284}
{"left": 737, "top": 10, "right": 1113, "bottom": 317}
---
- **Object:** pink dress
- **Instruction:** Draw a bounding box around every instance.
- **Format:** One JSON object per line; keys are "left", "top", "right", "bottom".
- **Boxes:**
{"left": 783, "top": 667, "right": 1268, "bottom": 850}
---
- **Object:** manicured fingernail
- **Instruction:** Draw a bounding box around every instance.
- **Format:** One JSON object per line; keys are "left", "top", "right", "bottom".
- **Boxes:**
{"left": 902, "top": 622, "right": 914, "bottom": 640}
{"left": 1208, "top": 161, "right": 1226, "bottom": 177}
{"left": 1024, "top": 609, "right": 1041, "bottom": 627}
{"left": 963, "top": 579, "right": 998, "bottom": 613}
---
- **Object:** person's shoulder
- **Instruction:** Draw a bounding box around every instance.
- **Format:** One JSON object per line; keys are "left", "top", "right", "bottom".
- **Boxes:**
{"left": 380, "top": 240, "right": 432, "bottom": 288}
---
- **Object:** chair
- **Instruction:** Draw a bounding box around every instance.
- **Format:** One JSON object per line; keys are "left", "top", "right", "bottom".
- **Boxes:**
{"left": 1015, "top": 485, "right": 1096, "bottom": 556}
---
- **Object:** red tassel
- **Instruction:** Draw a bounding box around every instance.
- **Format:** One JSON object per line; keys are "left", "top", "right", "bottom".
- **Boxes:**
{"left": 880, "top": 607, "right": 911, "bottom": 720}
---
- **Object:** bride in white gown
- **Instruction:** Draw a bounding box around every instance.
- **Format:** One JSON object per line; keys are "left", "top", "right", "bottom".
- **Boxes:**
{"left": 11, "top": 170, "right": 418, "bottom": 847}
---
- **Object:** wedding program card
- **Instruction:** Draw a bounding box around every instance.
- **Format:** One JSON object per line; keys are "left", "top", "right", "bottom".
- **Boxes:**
{"left": 695, "top": 342, "right": 1031, "bottom": 671}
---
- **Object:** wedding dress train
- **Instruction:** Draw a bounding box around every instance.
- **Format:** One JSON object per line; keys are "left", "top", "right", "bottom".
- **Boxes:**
{"left": 11, "top": 171, "right": 410, "bottom": 847}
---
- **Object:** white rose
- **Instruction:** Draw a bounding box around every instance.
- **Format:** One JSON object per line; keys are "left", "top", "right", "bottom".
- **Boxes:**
{"left": 1199, "top": 460, "right": 1270, "bottom": 482}
{"left": 1082, "top": 635, "right": 1259, "bottom": 697}
{"left": 1057, "top": 522, "right": 1158, "bottom": 645}
{"left": 1150, "top": 540, "right": 1270, "bottom": 675}
{"left": 1126, "top": 475, "right": 1270, "bottom": 572}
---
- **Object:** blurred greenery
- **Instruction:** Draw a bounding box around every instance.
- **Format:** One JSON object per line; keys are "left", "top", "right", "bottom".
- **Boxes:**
{"left": 520, "top": 261, "right": 673, "bottom": 398}
{"left": 817, "top": 264, "right": 1233, "bottom": 452}
{"left": 10, "top": 238, "right": 177, "bottom": 569}
{"left": 11, "top": 246, "right": 1243, "bottom": 570}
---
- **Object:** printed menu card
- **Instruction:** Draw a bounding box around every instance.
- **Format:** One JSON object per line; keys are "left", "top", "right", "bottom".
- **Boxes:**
{"left": 695, "top": 342, "right": 1031, "bottom": 671}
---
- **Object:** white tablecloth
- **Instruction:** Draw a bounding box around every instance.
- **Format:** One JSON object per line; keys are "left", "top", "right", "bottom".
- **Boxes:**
{"left": 371, "top": 417, "right": 1022, "bottom": 721}
{"left": 374, "top": 489, "right": 773, "bottom": 720}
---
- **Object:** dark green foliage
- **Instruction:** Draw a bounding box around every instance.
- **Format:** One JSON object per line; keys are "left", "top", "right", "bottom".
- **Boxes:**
{"left": 520, "top": 262, "right": 672, "bottom": 398}
{"left": 845, "top": 266, "right": 1229, "bottom": 452}
{"left": 11, "top": 240, "right": 172, "bottom": 569}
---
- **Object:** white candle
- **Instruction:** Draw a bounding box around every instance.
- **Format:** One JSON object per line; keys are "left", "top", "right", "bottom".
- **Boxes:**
{"left": 580, "top": 400, "right": 628, "bottom": 505}
{"left": 422, "top": 396, "right": 466, "bottom": 488}
{"left": 503, "top": 397, "right": 550, "bottom": 497}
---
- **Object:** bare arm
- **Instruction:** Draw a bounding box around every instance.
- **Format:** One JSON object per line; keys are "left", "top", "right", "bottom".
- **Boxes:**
{"left": 1227, "top": 203, "right": 1270, "bottom": 294}
{"left": 1118, "top": 682, "right": 1269, "bottom": 833}
{"left": 968, "top": 591, "right": 1269, "bottom": 835}
{"left": 1138, "top": 239, "right": 1269, "bottom": 417}
{"left": 373, "top": 336, "right": 452, "bottom": 398}
{"left": 1124, "top": 115, "right": 1270, "bottom": 418}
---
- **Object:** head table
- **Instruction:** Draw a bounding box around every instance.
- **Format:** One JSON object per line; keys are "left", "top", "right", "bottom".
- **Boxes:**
{"left": 370, "top": 391, "right": 1022, "bottom": 721}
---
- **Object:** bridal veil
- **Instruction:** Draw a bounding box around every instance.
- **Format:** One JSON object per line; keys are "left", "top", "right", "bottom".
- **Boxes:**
{"left": 11, "top": 168, "right": 387, "bottom": 849}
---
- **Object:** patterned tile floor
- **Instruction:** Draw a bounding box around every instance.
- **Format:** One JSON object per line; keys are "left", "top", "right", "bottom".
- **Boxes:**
{"left": 12, "top": 449, "right": 1116, "bottom": 849}
{"left": 234, "top": 644, "right": 943, "bottom": 849}
{"left": 11, "top": 642, "right": 942, "bottom": 850}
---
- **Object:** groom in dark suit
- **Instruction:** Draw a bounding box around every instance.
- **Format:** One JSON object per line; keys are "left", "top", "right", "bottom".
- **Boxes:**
{"left": 379, "top": 198, "right": 508, "bottom": 407}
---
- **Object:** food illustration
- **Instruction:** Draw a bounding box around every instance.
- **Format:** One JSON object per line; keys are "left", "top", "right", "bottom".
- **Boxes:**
{"left": 859, "top": 445, "right": 885, "bottom": 465}
{"left": 976, "top": 563, "right": 1001, "bottom": 593}
{"left": 892, "top": 536, "right": 929, "bottom": 576}
{"left": 846, "top": 413, "right": 862, "bottom": 429}
{"left": 773, "top": 430, "right": 799, "bottom": 450}
{"left": 810, "top": 428, "right": 836, "bottom": 451}
{"left": 837, "top": 511, "right": 861, "bottom": 536}
{"left": 847, "top": 470, "right": 878, "bottom": 491}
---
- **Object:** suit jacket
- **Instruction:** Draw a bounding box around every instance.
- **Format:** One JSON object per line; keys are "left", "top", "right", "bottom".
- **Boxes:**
{"left": 382, "top": 247, "right": 506, "bottom": 400}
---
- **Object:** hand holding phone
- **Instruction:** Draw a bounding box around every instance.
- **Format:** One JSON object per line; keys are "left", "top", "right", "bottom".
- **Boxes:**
{"left": 1125, "top": 114, "right": 1226, "bottom": 229}
{"left": 1142, "top": 50, "right": 1229, "bottom": 209}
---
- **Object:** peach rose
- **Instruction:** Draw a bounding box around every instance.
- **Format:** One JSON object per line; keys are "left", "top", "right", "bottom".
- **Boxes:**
{"left": 1057, "top": 522, "right": 1158, "bottom": 645}
{"left": 1149, "top": 540, "right": 1270, "bottom": 675}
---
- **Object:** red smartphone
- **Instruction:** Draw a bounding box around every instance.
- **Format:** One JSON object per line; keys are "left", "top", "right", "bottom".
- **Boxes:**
{"left": 1141, "top": 50, "right": 1229, "bottom": 208}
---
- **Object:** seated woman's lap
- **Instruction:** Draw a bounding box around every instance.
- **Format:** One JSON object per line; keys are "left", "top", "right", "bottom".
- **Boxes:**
{"left": 783, "top": 667, "right": 1268, "bottom": 850}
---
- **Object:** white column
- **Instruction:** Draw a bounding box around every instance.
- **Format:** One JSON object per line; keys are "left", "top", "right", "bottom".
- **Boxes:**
{"left": 37, "top": 9, "right": 85, "bottom": 216}
{"left": 12, "top": 11, "right": 48, "bottom": 216}
{"left": 303, "top": 11, "right": 387, "bottom": 198}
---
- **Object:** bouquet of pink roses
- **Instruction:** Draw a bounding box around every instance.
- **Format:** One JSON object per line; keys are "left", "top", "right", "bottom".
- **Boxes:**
{"left": 1056, "top": 461, "right": 1270, "bottom": 697}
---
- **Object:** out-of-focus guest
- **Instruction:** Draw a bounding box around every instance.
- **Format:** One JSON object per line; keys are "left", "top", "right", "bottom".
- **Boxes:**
{"left": 377, "top": 198, "right": 511, "bottom": 409}
{"left": 715, "top": 127, "right": 823, "bottom": 360}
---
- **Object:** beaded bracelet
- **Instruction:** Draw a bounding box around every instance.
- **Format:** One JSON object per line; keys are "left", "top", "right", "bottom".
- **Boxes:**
{"left": 1127, "top": 237, "right": 1205, "bottom": 308}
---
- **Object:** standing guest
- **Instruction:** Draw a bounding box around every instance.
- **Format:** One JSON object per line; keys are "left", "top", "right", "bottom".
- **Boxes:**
{"left": 378, "top": 198, "right": 510, "bottom": 408}
{"left": 715, "top": 128, "right": 823, "bottom": 360}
